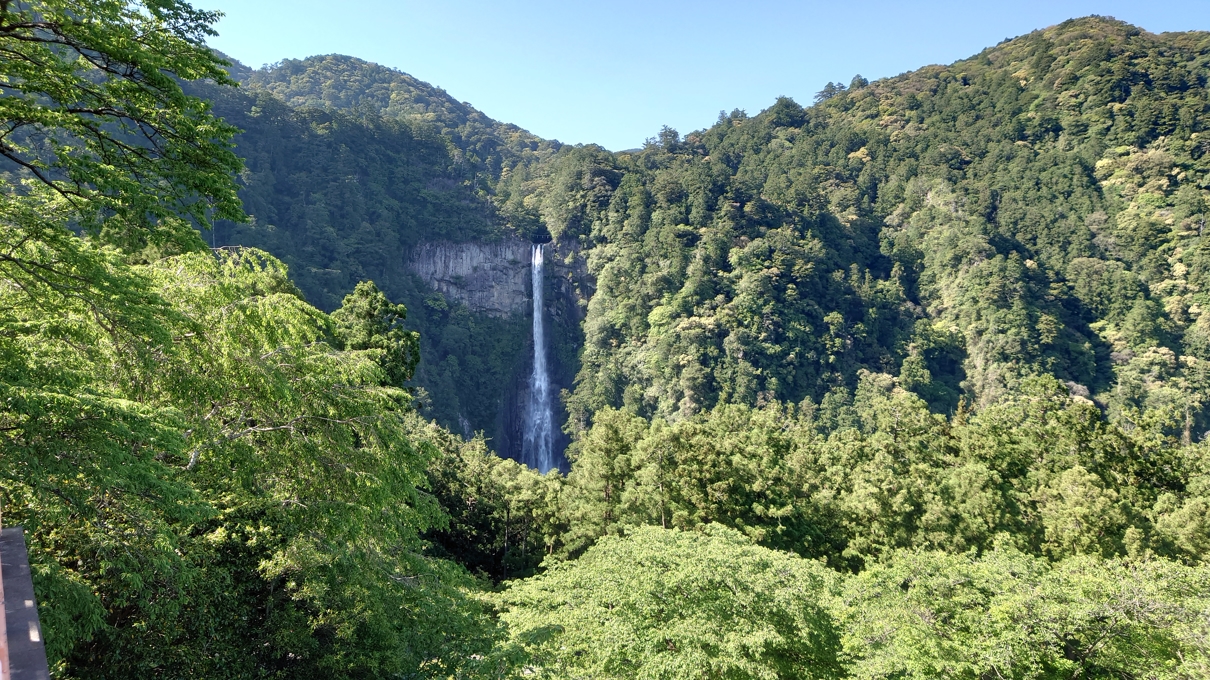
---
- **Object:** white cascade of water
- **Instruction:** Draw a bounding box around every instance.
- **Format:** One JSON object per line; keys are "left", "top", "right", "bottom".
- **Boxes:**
{"left": 522, "top": 244, "right": 555, "bottom": 472}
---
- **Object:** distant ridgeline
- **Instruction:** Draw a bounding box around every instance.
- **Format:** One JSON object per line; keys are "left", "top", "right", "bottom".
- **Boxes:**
{"left": 201, "top": 16, "right": 1210, "bottom": 449}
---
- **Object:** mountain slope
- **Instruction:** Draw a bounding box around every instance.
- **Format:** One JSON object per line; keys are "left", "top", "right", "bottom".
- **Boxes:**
{"left": 183, "top": 70, "right": 547, "bottom": 455}
{"left": 240, "top": 54, "right": 561, "bottom": 196}
{"left": 522, "top": 16, "right": 1210, "bottom": 441}
{"left": 203, "top": 16, "right": 1210, "bottom": 456}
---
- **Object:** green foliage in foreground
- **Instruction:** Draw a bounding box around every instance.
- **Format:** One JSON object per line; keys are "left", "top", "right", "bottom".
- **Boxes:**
{"left": 1, "top": 215, "right": 499, "bottom": 676}
{"left": 496, "top": 526, "right": 1210, "bottom": 680}
{"left": 497, "top": 525, "right": 843, "bottom": 680}
{"left": 0, "top": 3, "right": 498, "bottom": 675}
{"left": 0, "top": 0, "right": 243, "bottom": 250}
{"left": 839, "top": 548, "right": 1210, "bottom": 679}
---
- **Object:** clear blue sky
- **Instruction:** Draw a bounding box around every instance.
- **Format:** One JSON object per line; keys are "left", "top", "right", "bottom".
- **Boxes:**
{"left": 194, "top": 1, "right": 1210, "bottom": 151}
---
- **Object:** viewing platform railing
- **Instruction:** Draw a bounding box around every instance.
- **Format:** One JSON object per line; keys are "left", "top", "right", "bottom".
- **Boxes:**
{"left": 0, "top": 526, "right": 49, "bottom": 680}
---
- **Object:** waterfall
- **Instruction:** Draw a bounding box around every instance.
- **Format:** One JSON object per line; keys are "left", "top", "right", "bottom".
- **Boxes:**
{"left": 522, "top": 243, "right": 555, "bottom": 472}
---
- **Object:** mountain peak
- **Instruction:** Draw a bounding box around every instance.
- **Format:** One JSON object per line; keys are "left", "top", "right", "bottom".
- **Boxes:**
{"left": 244, "top": 54, "right": 482, "bottom": 128}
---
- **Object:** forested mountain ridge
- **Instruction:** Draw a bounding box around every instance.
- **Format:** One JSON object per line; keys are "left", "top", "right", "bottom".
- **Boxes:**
{"left": 189, "top": 52, "right": 549, "bottom": 307}
{"left": 209, "top": 18, "right": 1210, "bottom": 446}
{"left": 239, "top": 54, "right": 559, "bottom": 186}
{"left": 513, "top": 17, "right": 1210, "bottom": 443}
{"left": 182, "top": 58, "right": 576, "bottom": 453}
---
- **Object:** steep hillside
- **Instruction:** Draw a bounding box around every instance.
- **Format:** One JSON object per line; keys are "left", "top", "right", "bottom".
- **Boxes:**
{"left": 184, "top": 60, "right": 581, "bottom": 462}
{"left": 518, "top": 17, "right": 1210, "bottom": 442}
{"left": 203, "top": 17, "right": 1210, "bottom": 457}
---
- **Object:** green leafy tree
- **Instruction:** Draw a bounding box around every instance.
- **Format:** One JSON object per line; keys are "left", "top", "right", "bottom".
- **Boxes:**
{"left": 0, "top": 188, "right": 200, "bottom": 674}
{"left": 135, "top": 250, "right": 494, "bottom": 678}
{"left": 332, "top": 280, "right": 420, "bottom": 388}
{"left": 559, "top": 407, "right": 650, "bottom": 555}
{"left": 417, "top": 413, "right": 564, "bottom": 580}
{"left": 0, "top": 2, "right": 505, "bottom": 675}
{"left": 497, "top": 525, "right": 843, "bottom": 680}
{"left": 0, "top": 0, "right": 243, "bottom": 251}
{"left": 838, "top": 548, "right": 1210, "bottom": 679}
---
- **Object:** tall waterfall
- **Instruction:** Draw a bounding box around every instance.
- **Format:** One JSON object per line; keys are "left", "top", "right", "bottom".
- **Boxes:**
{"left": 522, "top": 244, "right": 555, "bottom": 472}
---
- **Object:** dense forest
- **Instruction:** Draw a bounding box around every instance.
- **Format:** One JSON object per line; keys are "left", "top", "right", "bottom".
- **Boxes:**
{"left": 3, "top": 1, "right": 1210, "bottom": 678}
{"left": 177, "top": 54, "right": 575, "bottom": 451}
{"left": 175, "top": 62, "right": 538, "bottom": 449}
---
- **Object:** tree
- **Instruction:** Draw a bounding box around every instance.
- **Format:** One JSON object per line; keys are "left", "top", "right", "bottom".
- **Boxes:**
{"left": 332, "top": 280, "right": 420, "bottom": 388}
{"left": 133, "top": 250, "right": 489, "bottom": 679}
{"left": 0, "top": 188, "right": 199, "bottom": 675}
{"left": 497, "top": 525, "right": 843, "bottom": 680}
{"left": 0, "top": 3, "right": 502, "bottom": 675}
{"left": 0, "top": 0, "right": 243, "bottom": 251}
{"left": 813, "top": 81, "right": 847, "bottom": 103}
{"left": 559, "top": 407, "right": 649, "bottom": 555}
{"left": 838, "top": 548, "right": 1210, "bottom": 679}
{"left": 0, "top": 0, "right": 248, "bottom": 662}
{"left": 417, "top": 413, "right": 564, "bottom": 580}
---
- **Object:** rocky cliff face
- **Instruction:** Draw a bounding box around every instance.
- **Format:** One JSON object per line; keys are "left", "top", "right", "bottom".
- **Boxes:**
{"left": 493, "top": 242, "right": 584, "bottom": 471}
{"left": 408, "top": 238, "right": 592, "bottom": 468}
{"left": 408, "top": 239, "right": 531, "bottom": 317}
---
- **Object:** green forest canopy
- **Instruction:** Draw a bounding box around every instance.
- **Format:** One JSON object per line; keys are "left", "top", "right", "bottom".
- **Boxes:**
{"left": 205, "top": 18, "right": 1210, "bottom": 454}
{"left": 2, "top": 3, "right": 1210, "bottom": 677}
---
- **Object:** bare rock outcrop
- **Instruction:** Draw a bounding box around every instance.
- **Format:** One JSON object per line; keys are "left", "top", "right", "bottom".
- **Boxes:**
{"left": 408, "top": 239, "right": 531, "bottom": 316}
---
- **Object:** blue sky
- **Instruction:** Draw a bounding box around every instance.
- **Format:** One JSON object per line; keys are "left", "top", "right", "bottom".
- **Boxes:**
{"left": 194, "top": 1, "right": 1210, "bottom": 151}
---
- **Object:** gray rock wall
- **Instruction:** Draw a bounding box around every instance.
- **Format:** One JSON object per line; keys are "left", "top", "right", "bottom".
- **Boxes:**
{"left": 408, "top": 239, "right": 531, "bottom": 317}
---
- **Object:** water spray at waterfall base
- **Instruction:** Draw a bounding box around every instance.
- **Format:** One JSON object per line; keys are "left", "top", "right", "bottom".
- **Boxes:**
{"left": 522, "top": 244, "right": 556, "bottom": 472}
